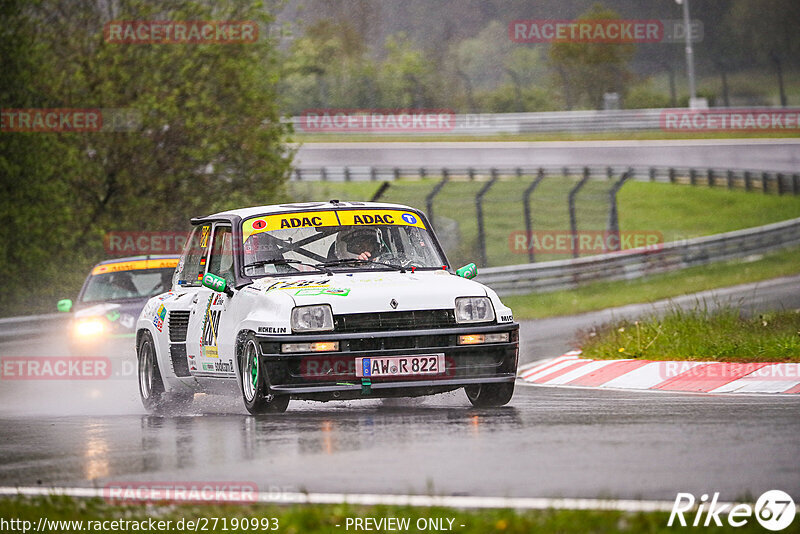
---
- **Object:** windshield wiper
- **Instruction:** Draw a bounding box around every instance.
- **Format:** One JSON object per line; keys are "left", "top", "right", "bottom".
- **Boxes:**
{"left": 244, "top": 259, "right": 332, "bottom": 276}
{"left": 317, "top": 258, "right": 406, "bottom": 273}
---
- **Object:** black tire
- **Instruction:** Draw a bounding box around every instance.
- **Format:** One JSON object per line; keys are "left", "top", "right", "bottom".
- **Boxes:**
{"left": 137, "top": 330, "right": 193, "bottom": 414}
{"left": 239, "top": 332, "right": 289, "bottom": 415}
{"left": 465, "top": 381, "right": 515, "bottom": 407}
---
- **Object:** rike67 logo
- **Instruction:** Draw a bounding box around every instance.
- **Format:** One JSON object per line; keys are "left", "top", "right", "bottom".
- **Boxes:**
{"left": 669, "top": 490, "right": 796, "bottom": 531}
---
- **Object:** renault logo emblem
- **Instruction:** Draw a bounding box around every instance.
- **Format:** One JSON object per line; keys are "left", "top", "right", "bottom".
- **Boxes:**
{"left": 390, "top": 299, "right": 398, "bottom": 309}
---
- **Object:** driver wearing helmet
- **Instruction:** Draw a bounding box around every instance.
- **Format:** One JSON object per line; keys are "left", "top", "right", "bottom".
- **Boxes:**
{"left": 335, "top": 227, "right": 381, "bottom": 261}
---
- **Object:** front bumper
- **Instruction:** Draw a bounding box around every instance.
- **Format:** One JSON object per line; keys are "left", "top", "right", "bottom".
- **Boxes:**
{"left": 255, "top": 323, "right": 519, "bottom": 401}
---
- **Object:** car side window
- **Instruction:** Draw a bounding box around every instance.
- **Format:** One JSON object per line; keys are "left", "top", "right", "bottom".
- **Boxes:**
{"left": 207, "top": 225, "right": 234, "bottom": 284}
{"left": 174, "top": 224, "right": 212, "bottom": 287}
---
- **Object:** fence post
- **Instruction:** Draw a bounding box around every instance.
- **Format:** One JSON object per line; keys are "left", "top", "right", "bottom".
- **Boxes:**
{"left": 425, "top": 169, "right": 449, "bottom": 230}
{"left": 744, "top": 171, "right": 751, "bottom": 191}
{"left": 707, "top": 169, "right": 714, "bottom": 188}
{"left": 475, "top": 168, "right": 500, "bottom": 268}
{"left": 649, "top": 167, "right": 656, "bottom": 182}
{"left": 793, "top": 174, "right": 799, "bottom": 196}
{"left": 370, "top": 182, "right": 391, "bottom": 202}
{"left": 777, "top": 173, "right": 784, "bottom": 195}
{"left": 669, "top": 168, "right": 676, "bottom": 184}
{"left": 689, "top": 168, "right": 697, "bottom": 186}
{"left": 762, "top": 172, "right": 769, "bottom": 194}
{"left": 727, "top": 170, "right": 734, "bottom": 190}
{"left": 568, "top": 167, "right": 591, "bottom": 259}
{"left": 523, "top": 168, "right": 546, "bottom": 264}
{"left": 607, "top": 169, "right": 633, "bottom": 252}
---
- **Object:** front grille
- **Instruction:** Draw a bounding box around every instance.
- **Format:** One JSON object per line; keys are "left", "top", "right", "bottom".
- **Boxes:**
{"left": 168, "top": 311, "right": 190, "bottom": 342}
{"left": 348, "top": 334, "right": 452, "bottom": 352}
{"left": 334, "top": 310, "right": 457, "bottom": 333}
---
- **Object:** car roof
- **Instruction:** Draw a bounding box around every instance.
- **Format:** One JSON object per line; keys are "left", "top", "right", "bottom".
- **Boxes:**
{"left": 94, "top": 254, "right": 181, "bottom": 265}
{"left": 193, "top": 200, "right": 423, "bottom": 224}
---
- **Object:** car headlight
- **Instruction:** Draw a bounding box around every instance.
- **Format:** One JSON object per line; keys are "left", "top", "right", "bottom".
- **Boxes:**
{"left": 75, "top": 318, "right": 105, "bottom": 337}
{"left": 291, "top": 305, "right": 334, "bottom": 332}
{"left": 454, "top": 297, "right": 495, "bottom": 324}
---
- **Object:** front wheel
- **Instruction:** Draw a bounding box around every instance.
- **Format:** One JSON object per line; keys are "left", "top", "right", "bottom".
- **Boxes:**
{"left": 137, "top": 331, "right": 193, "bottom": 414}
{"left": 239, "top": 333, "right": 289, "bottom": 415}
{"left": 465, "top": 381, "right": 515, "bottom": 407}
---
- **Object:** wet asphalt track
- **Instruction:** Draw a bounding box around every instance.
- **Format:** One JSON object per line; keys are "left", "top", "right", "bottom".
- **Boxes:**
{"left": 0, "top": 275, "right": 798, "bottom": 501}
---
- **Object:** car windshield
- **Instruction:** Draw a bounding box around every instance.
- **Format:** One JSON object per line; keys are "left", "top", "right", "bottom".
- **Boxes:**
{"left": 241, "top": 209, "right": 446, "bottom": 277}
{"left": 80, "top": 267, "right": 176, "bottom": 303}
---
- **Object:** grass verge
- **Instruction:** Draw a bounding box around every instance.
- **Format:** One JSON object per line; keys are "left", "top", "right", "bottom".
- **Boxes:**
{"left": 502, "top": 246, "right": 800, "bottom": 320}
{"left": 578, "top": 307, "right": 800, "bottom": 363}
{"left": 0, "top": 496, "right": 774, "bottom": 534}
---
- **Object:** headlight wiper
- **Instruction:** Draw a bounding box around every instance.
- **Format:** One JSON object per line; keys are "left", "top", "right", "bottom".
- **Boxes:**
{"left": 316, "top": 258, "right": 406, "bottom": 273}
{"left": 244, "top": 259, "right": 332, "bottom": 276}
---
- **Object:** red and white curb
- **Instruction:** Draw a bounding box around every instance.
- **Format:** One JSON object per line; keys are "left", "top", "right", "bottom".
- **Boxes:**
{"left": 518, "top": 351, "right": 800, "bottom": 394}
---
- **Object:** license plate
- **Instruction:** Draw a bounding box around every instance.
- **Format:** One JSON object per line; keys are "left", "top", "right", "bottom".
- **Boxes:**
{"left": 356, "top": 354, "right": 445, "bottom": 378}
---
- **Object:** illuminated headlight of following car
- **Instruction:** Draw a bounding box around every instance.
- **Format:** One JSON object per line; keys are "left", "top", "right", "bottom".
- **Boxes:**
{"left": 74, "top": 318, "right": 105, "bottom": 337}
{"left": 281, "top": 341, "right": 339, "bottom": 353}
{"left": 454, "top": 297, "right": 495, "bottom": 324}
{"left": 290, "top": 305, "right": 334, "bottom": 333}
{"left": 458, "top": 333, "right": 509, "bottom": 345}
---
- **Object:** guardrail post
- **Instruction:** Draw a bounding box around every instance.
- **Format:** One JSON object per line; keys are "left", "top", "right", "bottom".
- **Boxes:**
{"left": 793, "top": 174, "right": 799, "bottom": 196}
{"left": 476, "top": 168, "right": 500, "bottom": 267}
{"left": 777, "top": 173, "right": 784, "bottom": 195}
{"left": 607, "top": 167, "right": 613, "bottom": 181}
{"left": 468, "top": 168, "right": 475, "bottom": 181}
{"left": 744, "top": 171, "right": 751, "bottom": 191}
{"left": 370, "top": 182, "right": 391, "bottom": 202}
{"left": 607, "top": 169, "right": 633, "bottom": 252}
{"left": 294, "top": 168, "right": 302, "bottom": 181}
{"left": 707, "top": 169, "right": 714, "bottom": 188}
{"left": 393, "top": 167, "right": 400, "bottom": 181}
{"left": 419, "top": 167, "right": 427, "bottom": 180}
{"left": 370, "top": 167, "right": 377, "bottom": 181}
{"left": 523, "top": 168, "right": 546, "bottom": 264}
{"left": 568, "top": 167, "right": 591, "bottom": 259}
{"left": 727, "top": 170, "right": 734, "bottom": 190}
{"left": 689, "top": 168, "right": 697, "bottom": 186}
{"left": 425, "top": 169, "right": 449, "bottom": 230}
{"left": 321, "top": 167, "right": 328, "bottom": 181}
{"left": 669, "top": 168, "right": 676, "bottom": 184}
{"left": 344, "top": 166, "right": 351, "bottom": 182}
{"left": 649, "top": 167, "right": 656, "bottom": 182}
{"left": 762, "top": 172, "right": 769, "bottom": 194}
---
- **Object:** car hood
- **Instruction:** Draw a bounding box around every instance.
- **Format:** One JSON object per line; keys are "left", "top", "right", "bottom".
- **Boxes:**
{"left": 73, "top": 300, "right": 146, "bottom": 332}
{"left": 251, "top": 270, "right": 487, "bottom": 314}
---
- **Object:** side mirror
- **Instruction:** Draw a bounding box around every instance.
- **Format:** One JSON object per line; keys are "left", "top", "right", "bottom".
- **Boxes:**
{"left": 455, "top": 263, "right": 477, "bottom": 279}
{"left": 202, "top": 273, "right": 233, "bottom": 297}
{"left": 57, "top": 299, "right": 73, "bottom": 313}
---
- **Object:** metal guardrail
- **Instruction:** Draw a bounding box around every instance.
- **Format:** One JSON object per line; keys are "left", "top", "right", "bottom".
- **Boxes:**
{"left": 0, "top": 313, "right": 68, "bottom": 342}
{"left": 477, "top": 217, "right": 800, "bottom": 296}
{"left": 288, "top": 107, "right": 798, "bottom": 135}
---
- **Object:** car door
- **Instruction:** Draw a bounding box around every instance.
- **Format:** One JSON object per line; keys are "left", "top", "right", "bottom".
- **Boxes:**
{"left": 186, "top": 222, "right": 236, "bottom": 378}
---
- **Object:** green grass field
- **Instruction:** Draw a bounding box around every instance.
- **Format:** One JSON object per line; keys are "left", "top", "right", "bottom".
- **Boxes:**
{"left": 579, "top": 307, "right": 800, "bottom": 363}
{"left": 0, "top": 496, "right": 778, "bottom": 534}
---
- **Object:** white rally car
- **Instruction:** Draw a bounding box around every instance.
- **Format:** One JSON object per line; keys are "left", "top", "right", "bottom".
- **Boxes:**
{"left": 136, "top": 200, "right": 519, "bottom": 414}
